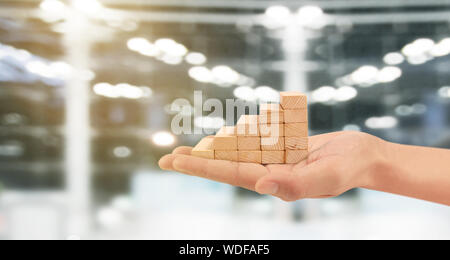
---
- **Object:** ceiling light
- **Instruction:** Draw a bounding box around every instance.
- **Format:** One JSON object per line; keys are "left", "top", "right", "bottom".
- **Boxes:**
{"left": 152, "top": 131, "right": 176, "bottom": 147}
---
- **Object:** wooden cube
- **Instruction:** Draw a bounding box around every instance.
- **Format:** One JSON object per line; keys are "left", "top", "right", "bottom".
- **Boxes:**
{"left": 238, "top": 136, "right": 261, "bottom": 151}
{"left": 213, "top": 126, "right": 237, "bottom": 150}
{"left": 262, "top": 151, "right": 285, "bottom": 164}
{"left": 286, "top": 150, "right": 309, "bottom": 164}
{"left": 261, "top": 137, "right": 284, "bottom": 151}
{"left": 260, "top": 124, "right": 284, "bottom": 137}
{"left": 236, "top": 115, "right": 260, "bottom": 136}
{"left": 191, "top": 136, "right": 215, "bottom": 159}
{"left": 285, "top": 123, "right": 308, "bottom": 137}
{"left": 215, "top": 151, "right": 238, "bottom": 162}
{"left": 259, "top": 104, "right": 284, "bottom": 124}
{"left": 284, "top": 109, "right": 308, "bottom": 123}
{"left": 238, "top": 151, "right": 262, "bottom": 163}
{"left": 280, "top": 91, "right": 307, "bottom": 110}
{"left": 285, "top": 137, "right": 308, "bottom": 150}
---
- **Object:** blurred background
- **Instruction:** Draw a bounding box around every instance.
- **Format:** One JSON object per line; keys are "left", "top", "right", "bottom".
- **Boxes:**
{"left": 0, "top": 0, "right": 449, "bottom": 240}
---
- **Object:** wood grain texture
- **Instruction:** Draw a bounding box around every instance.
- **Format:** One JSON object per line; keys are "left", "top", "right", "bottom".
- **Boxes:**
{"left": 191, "top": 136, "right": 215, "bottom": 159}
{"left": 237, "top": 115, "right": 260, "bottom": 136}
{"left": 238, "top": 136, "right": 261, "bottom": 151}
{"left": 280, "top": 91, "right": 307, "bottom": 110}
{"left": 213, "top": 135, "right": 237, "bottom": 150}
{"left": 215, "top": 150, "right": 238, "bottom": 162}
{"left": 285, "top": 137, "right": 308, "bottom": 150}
{"left": 284, "top": 109, "right": 308, "bottom": 123}
{"left": 238, "top": 151, "right": 262, "bottom": 163}
{"left": 262, "top": 151, "right": 285, "bottom": 164}
{"left": 259, "top": 104, "right": 284, "bottom": 124}
{"left": 261, "top": 137, "right": 284, "bottom": 151}
{"left": 285, "top": 150, "right": 309, "bottom": 164}
{"left": 285, "top": 123, "right": 308, "bottom": 137}
{"left": 260, "top": 124, "right": 284, "bottom": 137}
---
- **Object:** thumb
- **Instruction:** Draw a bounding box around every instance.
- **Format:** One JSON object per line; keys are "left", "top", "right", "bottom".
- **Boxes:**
{"left": 255, "top": 160, "right": 330, "bottom": 201}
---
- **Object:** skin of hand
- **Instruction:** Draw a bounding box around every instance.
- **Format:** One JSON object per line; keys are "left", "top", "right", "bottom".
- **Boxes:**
{"left": 159, "top": 131, "right": 450, "bottom": 205}
{"left": 159, "top": 131, "right": 386, "bottom": 201}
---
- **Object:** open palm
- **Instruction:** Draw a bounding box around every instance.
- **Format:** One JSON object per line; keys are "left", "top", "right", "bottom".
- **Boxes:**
{"left": 159, "top": 131, "right": 385, "bottom": 201}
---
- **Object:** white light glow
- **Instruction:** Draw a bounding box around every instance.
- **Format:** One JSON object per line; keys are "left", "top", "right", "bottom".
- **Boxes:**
{"left": 430, "top": 38, "right": 450, "bottom": 57}
{"left": 383, "top": 52, "right": 404, "bottom": 65}
{"left": 254, "top": 86, "right": 280, "bottom": 102}
{"left": 194, "top": 116, "right": 225, "bottom": 129}
{"left": 395, "top": 105, "right": 414, "bottom": 116}
{"left": 233, "top": 86, "right": 256, "bottom": 101}
{"left": 334, "top": 86, "right": 357, "bottom": 102}
{"left": 438, "top": 86, "right": 450, "bottom": 98}
{"left": 155, "top": 39, "right": 188, "bottom": 57}
{"left": 97, "top": 207, "right": 123, "bottom": 229}
{"left": 152, "top": 131, "right": 176, "bottom": 146}
{"left": 116, "top": 83, "right": 144, "bottom": 99}
{"left": 407, "top": 55, "right": 428, "bottom": 65}
{"left": 365, "top": 116, "right": 398, "bottom": 129}
{"left": 73, "top": 0, "right": 103, "bottom": 15}
{"left": 402, "top": 38, "right": 435, "bottom": 57}
{"left": 351, "top": 66, "right": 379, "bottom": 84}
{"left": 312, "top": 86, "right": 336, "bottom": 103}
{"left": 212, "top": 66, "right": 240, "bottom": 84}
{"left": 40, "top": 0, "right": 65, "bottom": 12}
{"left": 185, "top": 52, "right": 207, "bottom": 65}
{"left": 297, "top": 6, "right": 324, "bottom": 27}
{"left": 139, "top": 44, "right": 160, "bottom": 57}
{"left": 127, "top": 38, "right": 152, "bottom": 52}
{"left": 189, "top": 66, "right": 213, "bottom": 83}
{"left": 377, "top": 66, "right": 402, "bottom": 83}
{"left": 93, "top": 82, "right": 150, "bottom": 99}
{"left": 265, "top": 6, "right": 291, "bottom": 20}
{"left": 26, "top": 61, "right": 56, "bottom": 78}
{"left": 162, "top": 55, "right": 183, "bottom": 65}
{"left": 113, "top": 146, "right": 132, "bottom": 158}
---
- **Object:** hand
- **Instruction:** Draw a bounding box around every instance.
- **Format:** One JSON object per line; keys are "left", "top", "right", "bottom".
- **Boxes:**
{"left": 159, "top": 131, "right": 387, "bottom": 202}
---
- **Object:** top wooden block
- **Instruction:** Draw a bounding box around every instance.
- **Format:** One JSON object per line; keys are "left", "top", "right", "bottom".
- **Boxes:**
{"left": 280, "top": 92, "right": 307, "bottom": 110}
{"left": 191, "top": 136, "right": 215, "bottom": 159}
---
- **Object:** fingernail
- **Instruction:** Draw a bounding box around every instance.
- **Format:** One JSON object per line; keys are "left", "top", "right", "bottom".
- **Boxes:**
{"left": 259, "top": 182, "right": 279, "bottom": 195}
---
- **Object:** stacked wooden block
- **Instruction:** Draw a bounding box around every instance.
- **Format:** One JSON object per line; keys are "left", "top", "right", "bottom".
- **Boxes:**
{"left": 191, "top": 91, "right": 308, "bottom": 164}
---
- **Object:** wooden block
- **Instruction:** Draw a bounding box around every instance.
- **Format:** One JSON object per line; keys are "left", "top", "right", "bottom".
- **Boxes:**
{"left": 285, "top": 137, "right": 308, "bottom": 150}
{"left": 215, "top": 151, "right": 238, "bottom": 162}
{"left": 262, "top": 151, "right": 285, "bottom": 164}
{"left": 238, "top": 151, "right": 262, "bottom": 163}
{"left": 285, "top": 123, "right": 308, "bottom": 137}
{"left": 214, "top": 126, "right": 237, "bottom": 150}
{"left": 191, "top": 136, "right": 214, "bottom": 159}
{"left": 238, "top": 137, "right": 261, "bottom": 151}
{"left": 236, "top": 115, "right": 260, "bottom": 136}
{"left": 261, "top": 137, "right": 284, "bottom": 151}
{"left": 260, "top": 124, "right": 284, "bottom": 137}
{"left": 286, "top": 150, "right": 309, "bottom": 164}
{"left": 280, "top": 91, "right": 307, "bottom": 110}
{"left": 259, "top": 104, "right": 284, "bottom": 124}
{"left": 284, "top": 109, "right": 308, "bottom": 123}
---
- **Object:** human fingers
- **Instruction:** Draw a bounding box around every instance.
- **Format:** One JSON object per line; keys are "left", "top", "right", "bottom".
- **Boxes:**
{"left": 171, "top": 154, "right": 269, "bottom": 191}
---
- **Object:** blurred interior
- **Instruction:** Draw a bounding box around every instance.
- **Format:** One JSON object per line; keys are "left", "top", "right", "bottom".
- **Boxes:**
{"left": 0, "top": 0, "right": 450, "bottom": 240}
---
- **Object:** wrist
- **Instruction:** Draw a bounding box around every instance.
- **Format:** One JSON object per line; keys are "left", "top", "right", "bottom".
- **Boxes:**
{"left": 361, "top": 136, "right": 393, "bottom": 190}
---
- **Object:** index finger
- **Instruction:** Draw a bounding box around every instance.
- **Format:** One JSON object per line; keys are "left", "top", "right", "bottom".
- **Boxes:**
{"left": 171, "top": 154, "right": 269, "bottom": 191}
